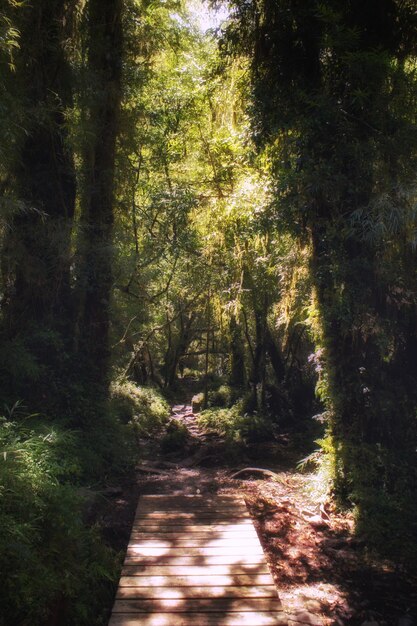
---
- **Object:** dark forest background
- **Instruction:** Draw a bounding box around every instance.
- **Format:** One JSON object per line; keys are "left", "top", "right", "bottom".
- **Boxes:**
{"left": 0, "top": 1, "right": 416, "bottom": 623}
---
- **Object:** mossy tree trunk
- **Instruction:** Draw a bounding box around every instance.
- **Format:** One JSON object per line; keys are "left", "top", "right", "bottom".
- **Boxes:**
{"left": 75, "top": 0, "right": 123, "bottom": 397}
{"left": 227, "top": 0, "right": 417, "bottom": 545}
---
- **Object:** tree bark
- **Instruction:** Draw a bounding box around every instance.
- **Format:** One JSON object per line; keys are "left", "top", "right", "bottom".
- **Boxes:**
{"left": 75, "top": 0, "right": 123, "bottom": 392}
{"left": 3, "top": 0, "right": 76, "bottom": 338}
{"left": 229, "top": 314, "right": 246, "bottom": 388}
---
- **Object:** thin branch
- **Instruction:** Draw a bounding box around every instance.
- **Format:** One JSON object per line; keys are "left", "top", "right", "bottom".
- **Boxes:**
{"left": 112, "top": 316, "right": 138, "bottom": 348}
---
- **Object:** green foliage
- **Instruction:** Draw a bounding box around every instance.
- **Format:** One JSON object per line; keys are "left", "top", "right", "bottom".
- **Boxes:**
{"left": 110, "top": 379, "right": 170, "bottom": 438}
{"left": 207, "top": 384, "right": 236, "bottom": 408}
{"left": 297, "top": 432, "right": 341, "bottom": 500}
{"left": 0, "top": 1, "right": 20, "bottom": 69}
{"left": 0, "top": 414, "right": 118, "bottom": 626}
{"left": 224, "top": 0, "right": 417, "bottom": 566}
{"left": 75, "top": 411, "right": 136, "bottom": 482}
{"left": 347, "top": 443, "right": 417, "bottom": 568}
{"left": 160, "top": 419, "right": 189, "bottom": 453}
{"left": 198, "top": 399, "right": 274, "bottom": 445}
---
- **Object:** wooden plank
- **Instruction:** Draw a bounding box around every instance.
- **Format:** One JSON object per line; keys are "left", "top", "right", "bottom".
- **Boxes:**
{"left": 121, "top": 564, "right": 270, "bottom": 576}
{"left": 123, "top": 554, "right": 268, "bottom": 566}
{"left": 128, "top": 537, "right": 262, "bottom": 548}
{"left": 137, "top": 505, "right": 248, "bottom": 512}
{"left": 109, "top": 611, "right": 287, "bottom": 625}
{"left": 110, "top": 494, "right": 285, "bottom": 626}
{"left": 133, "top": 513, "right": 252, "bottom": 527}
{"left": 137, "top": 503, "right": 248, "bottom": 512}
{"left": 113, "top": 598, "right": 283, "bottom": 613}
{"left": 138, "top": 494, "right": 240, "bottom": 508}
{"left": 130, "top": 531, "right": 260, "bottom": 542}
{"left": 119, "top": 574, "right": 275, "bottom": 587}
{"left": 137, "top": 510, "right": 249, "bottom": 518}
{"left": 131, "top": 526, "right": 259, "bottom": 541}
{"left": 128, "top": 536, "right": 260, "bottom": 544}
{"left": 135, "top": 511, "right": 252, "bottom": 524}
{"left": 130, "top": 528, "right": 258, "bottom": 537}
{"left": 131, "top": 523, "right": 255, "bottom": 533}
{"left": 116, "top": 586, "right": 279, "bottom": 600}
{"left": 126, "top": 547, "right": 264, "bottom": 558}
{"left": 137, "top": 494, "right": 239, "bottom": 499}
{"left": 137, "top": 499, "right": 247, "bottom": 508}
{"left": 136, "top": 502, "right": 248, "bottom": 510}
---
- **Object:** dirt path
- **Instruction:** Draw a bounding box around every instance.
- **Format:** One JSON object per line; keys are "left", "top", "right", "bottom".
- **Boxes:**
{"left": 102, "top": 400, "right": 417, "bottom": 626}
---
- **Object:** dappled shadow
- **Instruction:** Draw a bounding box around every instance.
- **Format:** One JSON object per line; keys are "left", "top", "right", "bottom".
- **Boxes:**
{"left": 103, "top": 397, "right": 417, "bottom": 625}
{"left": 245, "top": 487, "right": 417, "bottom": 625}
{"left": 109, "top": 494, "right": 286, "bottom": 625}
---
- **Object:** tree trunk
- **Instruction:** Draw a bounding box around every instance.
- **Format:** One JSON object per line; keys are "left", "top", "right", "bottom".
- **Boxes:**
{"left": 75, "top": 0, "right": 123, "bottom": 393}
{"left": 265, "top": 325, "right": 285, "bottom": 383}
{"left": 229, "top": 314, "right": 246, "bottom": 388}
{"left": 164, "top": 312, "right": 196, "bottom": 388}
{"left": 249, "top": 298, "right": 268, "bottom": 412}
{"left": 0, "top": 0, "right": 76, "bottom": 405}
{"left": 3, "top": 0, "right": 76, "bottom": 337}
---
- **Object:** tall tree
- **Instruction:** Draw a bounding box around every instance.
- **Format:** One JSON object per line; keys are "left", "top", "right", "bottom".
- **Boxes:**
{"left": 225, "top": 0, "right": 417, "bottom": 550}
{"left": 0, "top": 0, "right": 77, "bottom": 400}
{"left": 75, "top": 0, "right": 123, "bottom": 393}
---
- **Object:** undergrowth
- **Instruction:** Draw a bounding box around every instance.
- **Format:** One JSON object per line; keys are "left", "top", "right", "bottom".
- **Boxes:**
{"left": 110, "top": 379, "right": 170, "bottom": 438}
{"left": 198, "top": 399, "right": 275, "bottom": 445}
{"left": 0, "top": 381, "right": 169, "bottom": 625}
{"left": 298, "top": 434, "right": 417, "bottom": 570}
{"left": 0, "top": 413, "right": 118, "bottom": 626}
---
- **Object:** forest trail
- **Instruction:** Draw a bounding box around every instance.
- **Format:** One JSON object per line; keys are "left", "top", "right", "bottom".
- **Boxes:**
{"left": 135, "top": 399, "right": 237, "bottom": 495}
{"left": 170, "top": 403, "right": 209, "bottom": 440}
{"left": 109, "top": 401, "right": 288, "bottom": 625}
{"left": 105, "top": 399, "right": 417, "bottom": 626}
{"left": 110, "top": 398, "right": 323, "bottom": 626}
{"left": 109, "top": 493, "right": 287, "bottom": 626}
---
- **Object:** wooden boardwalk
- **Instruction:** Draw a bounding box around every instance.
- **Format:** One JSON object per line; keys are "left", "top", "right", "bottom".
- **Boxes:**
{"left": 109, "top": 494, "right": 287, "bottom": 626}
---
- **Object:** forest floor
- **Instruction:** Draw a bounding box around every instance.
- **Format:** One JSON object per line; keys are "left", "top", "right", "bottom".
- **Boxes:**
{"left": 100, "top": 394, "right": 417, "bottom": 626}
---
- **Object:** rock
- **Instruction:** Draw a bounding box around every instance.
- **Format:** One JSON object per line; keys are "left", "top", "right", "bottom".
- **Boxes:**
{"left": 192, "top": 393, "right": 205, "bottom": 413}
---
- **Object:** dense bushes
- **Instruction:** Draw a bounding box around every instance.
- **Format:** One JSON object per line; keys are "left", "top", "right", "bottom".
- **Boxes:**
{"left": 0, "top": 382, "right": 169, "bottom": 625}
{"left": 198, "top": 399, "right": 275, "bottom": 446}
{"left": 0, "top": 413, "right": 118, "bottom": 626}
{"left": 110, "top": 379, "right": 170, "bottom": 437}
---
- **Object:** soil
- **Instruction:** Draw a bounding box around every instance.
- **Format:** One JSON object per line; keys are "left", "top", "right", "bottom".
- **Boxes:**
{"left": 100, "top": 398, "right": 417, "bottom": 626}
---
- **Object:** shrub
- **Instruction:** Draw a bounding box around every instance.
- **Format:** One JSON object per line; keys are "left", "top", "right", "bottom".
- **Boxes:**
{"left": 110, "top": 380, "right": 170, "bottom": 438}
{"left": 207, "top": 384, "right": 235, "bottom": 408}
{"left": 198, "top": 400, "right": 274, "bottom": 445}
{"left": 160, "top": 420, "right": 189, "bottom": 453}
{"left": 0, "top": 415, "right": 118, "bottom": 626}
